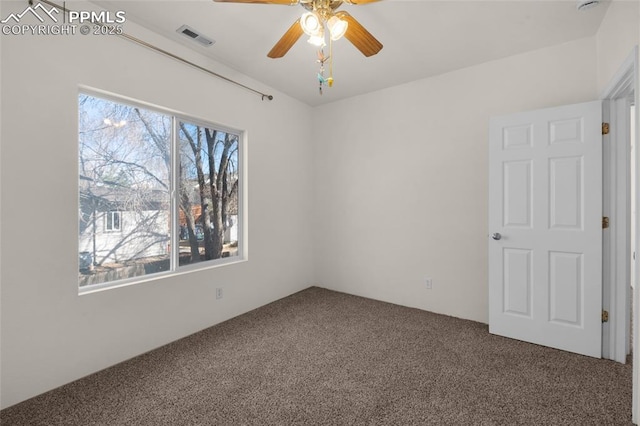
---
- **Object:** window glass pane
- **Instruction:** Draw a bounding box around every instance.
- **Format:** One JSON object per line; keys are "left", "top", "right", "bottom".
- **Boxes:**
{"left": 113, "top": 211, "right": 120, "bottom": 230}
{"left": 178, "top": 121, "right": 240, "bottom": 266}
{"left": 78, "top": 94, "right": 171, "bottom": 287}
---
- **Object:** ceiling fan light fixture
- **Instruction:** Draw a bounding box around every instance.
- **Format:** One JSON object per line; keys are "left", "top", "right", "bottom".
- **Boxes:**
{"left": 307, "top": 30, "right": 326, "bottom": 47}
{"left": 300, "top": 11, "right": 322, "bottom": 36}
{"left": 327, "top": 15, "right": 348, "bottom": 41}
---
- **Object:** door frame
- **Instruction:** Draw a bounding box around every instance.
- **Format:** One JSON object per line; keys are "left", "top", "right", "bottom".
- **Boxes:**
{"left": 600, "top": 46, "right": 638, "bottom": 422}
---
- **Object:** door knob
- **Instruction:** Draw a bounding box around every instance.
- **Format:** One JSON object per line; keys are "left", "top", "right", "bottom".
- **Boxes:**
{"left": 491, "top": 233, "right": 502, "bottom": 241}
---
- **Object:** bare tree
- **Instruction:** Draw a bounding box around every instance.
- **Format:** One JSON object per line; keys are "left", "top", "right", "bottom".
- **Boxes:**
{"left": 79, "top": 94, "right": 239, "bottom": 278}
{"left": 78, "top": 95, "right": 171, "bottom": 272}
{"left": 179, "top": 123, "right": 215, "bottom": 260}
{"left": 206, "top": 130, "right": 238, "bottom": 259}
{"left": 179, "top": 163, "right": 201, "bottom": 261}
{"left": 179, "top": 123, "right": 239, "bottom": 262}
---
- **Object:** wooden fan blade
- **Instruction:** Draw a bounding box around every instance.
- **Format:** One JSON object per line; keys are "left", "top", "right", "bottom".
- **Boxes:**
{"left": 267, "top": 18, "right": 304, "bottom": 58}
{"left": 214, "top": 0, "right": 298, "bottom": 4}
{"left": 335, "top": 11, "right": 383, "bottom": 57}
{"left": 343, "top": 0, "right": 380, "bottom": 4}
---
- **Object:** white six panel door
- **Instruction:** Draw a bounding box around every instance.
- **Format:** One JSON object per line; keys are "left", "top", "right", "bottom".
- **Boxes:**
{"left": 488, "top": 101, "right": 602, "bottom": 358}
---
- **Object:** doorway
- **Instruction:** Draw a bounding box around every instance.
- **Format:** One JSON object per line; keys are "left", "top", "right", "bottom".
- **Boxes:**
{"left": 600, "top": 47, "right": 638, "bottom": 423}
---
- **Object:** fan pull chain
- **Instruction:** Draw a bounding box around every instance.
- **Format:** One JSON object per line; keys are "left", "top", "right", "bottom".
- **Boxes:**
{"left": 328, "top": 37, "right": 334, "bottom": 88}
{"left": 316, "top": 48, "right": 329, "bottom": 95}
{"left": 315, "top": 37, "right": 334, "bottom": 95}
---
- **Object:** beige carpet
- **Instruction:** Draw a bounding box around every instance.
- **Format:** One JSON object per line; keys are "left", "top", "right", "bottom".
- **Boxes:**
{"left": 0, "top": 287, "right": 633, "bottom": 425}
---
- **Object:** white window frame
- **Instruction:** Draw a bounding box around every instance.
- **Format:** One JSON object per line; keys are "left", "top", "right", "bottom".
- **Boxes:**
{"left": 78, "top": 87, "right": 246, "bottom": 294}
{"left": 171, "top": 115, "right": 245, "bottom": 274}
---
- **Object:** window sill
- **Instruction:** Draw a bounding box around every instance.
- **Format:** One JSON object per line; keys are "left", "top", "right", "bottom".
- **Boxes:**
{"left": 78, "top": 256, "right": 247, "bottom": 296}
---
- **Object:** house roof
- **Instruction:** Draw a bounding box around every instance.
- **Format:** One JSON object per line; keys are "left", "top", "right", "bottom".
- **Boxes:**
{"left": 79, "top": 176, "right": 169, "bottom": 211}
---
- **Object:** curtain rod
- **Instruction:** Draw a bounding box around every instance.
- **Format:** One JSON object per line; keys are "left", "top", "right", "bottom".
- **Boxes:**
{"left": 32, "top": 0, "right": 274, "bottom": 101}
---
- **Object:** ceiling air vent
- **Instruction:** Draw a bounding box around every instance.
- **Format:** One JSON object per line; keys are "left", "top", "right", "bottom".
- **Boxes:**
{"left": 576, "top": 0, "right": 600, "bottom": 10}
{"left": 176, "top": 25, "right": 215, "bottom": 47}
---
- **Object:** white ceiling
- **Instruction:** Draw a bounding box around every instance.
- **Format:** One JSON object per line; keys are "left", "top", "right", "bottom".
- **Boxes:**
{"left": 94, "top": 0, "right": 610, "bottom": 106}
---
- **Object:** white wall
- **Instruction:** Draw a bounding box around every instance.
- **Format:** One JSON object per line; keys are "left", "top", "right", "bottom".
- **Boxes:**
{"left": 596, "top": 0, "right": 640, "bottom": 94}
{"left": 0, "top": 0, "right": 314, "bottom": 409}
{"left": 637, "top": 4, "right": 640, "bottom": 421}
{"left": 637, "top": 3, "right": 640, "bottom": 418}
{"left": 313, "top": 37, "right": 599, "bottom": 324}
{"left": 0, "top": 0, "right": 4, "bottom": 412}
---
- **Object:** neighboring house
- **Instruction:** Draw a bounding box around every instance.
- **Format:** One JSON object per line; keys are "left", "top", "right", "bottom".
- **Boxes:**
{"left": 79, "top": 176, "right": 170, "bottom": 268}
{"left": 225, "top": 216, "right": 238, "bottom": 243}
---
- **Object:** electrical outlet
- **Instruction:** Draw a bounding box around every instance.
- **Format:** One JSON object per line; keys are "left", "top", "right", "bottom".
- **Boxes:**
{"left": 425, "top": 278, "right": 432, "bottom": 290}
{"left": 216, "top": 288, "right": 223, "bottom": 300}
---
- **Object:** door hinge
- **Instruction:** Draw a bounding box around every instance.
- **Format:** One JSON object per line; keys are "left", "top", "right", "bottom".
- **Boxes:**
{"left": 602, "top": 310, "right": 609, "bottom": 323}
{"left": 602, "top": 216, "right": 609, "bottom": 229}
{"left": 602, "top": 122, "right": 610, "bottom": 135}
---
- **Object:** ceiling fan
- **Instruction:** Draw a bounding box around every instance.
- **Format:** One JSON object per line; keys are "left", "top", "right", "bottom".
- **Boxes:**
{"left": 213, "top": 0, "right": 383, "bottom": 59}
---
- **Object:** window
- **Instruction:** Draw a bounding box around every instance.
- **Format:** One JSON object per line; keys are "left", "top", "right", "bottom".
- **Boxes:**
{"left": 105, "top": 211, "right": 121, "bottom": 232}
{"left": 178, "top": 121, "right": 240, "bottom": 265}
{"left": 78, "top": 92, "right": 243, "bottom": 290}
